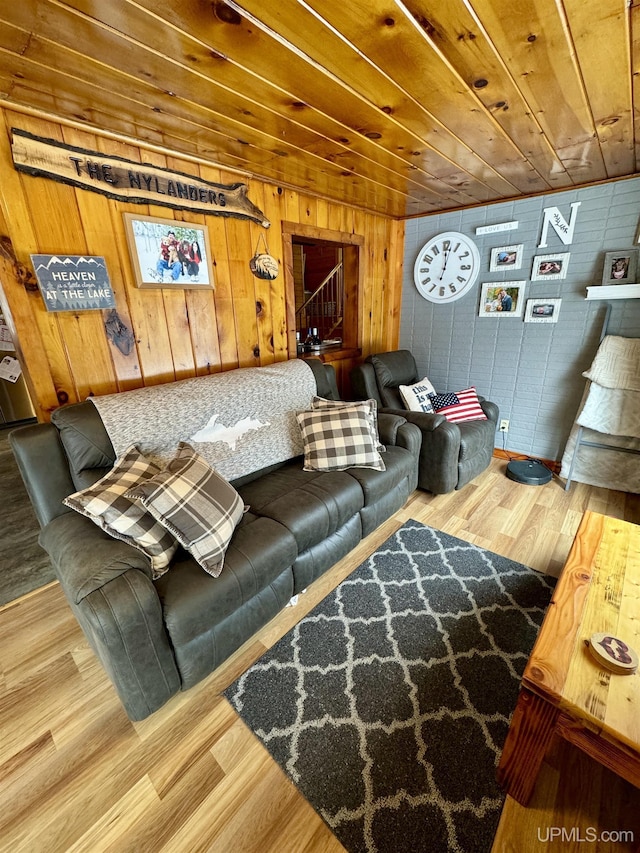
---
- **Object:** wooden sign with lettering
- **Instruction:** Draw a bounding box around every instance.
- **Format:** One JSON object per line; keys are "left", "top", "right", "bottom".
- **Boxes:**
{"left": 31, "top": 254, "right": 116, "bottom": 312}
{"left": 11, "top": 128, "right": 270, "bottom": 227}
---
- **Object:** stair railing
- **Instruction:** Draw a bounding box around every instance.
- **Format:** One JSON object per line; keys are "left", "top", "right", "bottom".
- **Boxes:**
{"left": 296, "top": 261, "right": 343, "bottom": 340}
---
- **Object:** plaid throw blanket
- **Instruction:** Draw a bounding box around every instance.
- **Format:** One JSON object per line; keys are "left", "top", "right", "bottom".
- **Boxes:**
{"left": 90, "top": 359, "right": 318, "bottom": 481}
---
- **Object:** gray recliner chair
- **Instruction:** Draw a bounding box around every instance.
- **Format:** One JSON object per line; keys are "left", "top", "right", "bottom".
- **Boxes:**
{"left": 350, "top": 350, "right": 499, "bottom": 494}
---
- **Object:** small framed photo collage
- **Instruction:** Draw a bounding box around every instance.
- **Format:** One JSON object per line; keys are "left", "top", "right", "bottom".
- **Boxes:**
{"left": 480, "top": 229, "right": 566, "bottom": 322}
{"left": 475, "top": 214, "right": 640, "bottom": 321}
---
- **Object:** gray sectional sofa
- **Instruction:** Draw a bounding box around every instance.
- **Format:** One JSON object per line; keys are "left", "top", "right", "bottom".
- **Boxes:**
{"left": 10, "top": 358, "right": 421, "bottom": 720}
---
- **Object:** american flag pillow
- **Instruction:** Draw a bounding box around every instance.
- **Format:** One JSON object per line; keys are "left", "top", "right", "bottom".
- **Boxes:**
{"left": 428, "top": 387, "right": 487, "bottom": 423}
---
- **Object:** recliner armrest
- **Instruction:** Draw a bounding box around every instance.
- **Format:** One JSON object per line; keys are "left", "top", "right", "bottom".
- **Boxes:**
{"left": 379, "top": 406, "right": 447, "bottom": 431}
{"left": 479, "top": 398, "right": 500, "bottom": 424}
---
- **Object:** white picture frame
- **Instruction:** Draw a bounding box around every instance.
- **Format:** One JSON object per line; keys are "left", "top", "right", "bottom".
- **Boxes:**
{"left": 531, "top": 252, "right": 570, "bottom": 281}
{"left": 524, "top": 298, "right": 562, "bottom": 323}
{"left": 478, "top": 282, "right": 525, "bottom": 318}
{"left": 489, "top": 244, "right": 524, "bottom": 272}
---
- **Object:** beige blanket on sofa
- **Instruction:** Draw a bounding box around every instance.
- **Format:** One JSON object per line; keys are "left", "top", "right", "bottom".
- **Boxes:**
{"left": 90, "top": 359, "right": 317, "bottom": 481}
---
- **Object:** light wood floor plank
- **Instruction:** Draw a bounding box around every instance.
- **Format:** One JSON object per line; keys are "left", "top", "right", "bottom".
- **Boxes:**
{"left": 1, "top": 459, "right": 639, "bottom": 852}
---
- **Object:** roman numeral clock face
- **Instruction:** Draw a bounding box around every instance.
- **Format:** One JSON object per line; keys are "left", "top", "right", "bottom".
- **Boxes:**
{"left": 413, "top": 231, "right": 481, "bottom": 304}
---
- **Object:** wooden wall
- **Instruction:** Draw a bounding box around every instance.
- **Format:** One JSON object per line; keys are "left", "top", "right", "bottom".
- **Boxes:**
{"left": 0, "top": 109, "right": 404, "bottom": 420}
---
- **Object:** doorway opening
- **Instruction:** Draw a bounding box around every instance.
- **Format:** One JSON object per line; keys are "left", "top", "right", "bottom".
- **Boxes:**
{"left": 282, "top": 222, "right": 363, "bottom": 357}
{"left": 293, "top": 238, "right": 344, "bottom": 348}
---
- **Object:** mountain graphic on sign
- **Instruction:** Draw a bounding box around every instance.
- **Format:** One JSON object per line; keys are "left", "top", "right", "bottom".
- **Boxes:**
{"left": 33, "top": 255, "right": 107, "bottom": 272}
{"left": 191, "top": 414, "right": 269, "bottom": 449}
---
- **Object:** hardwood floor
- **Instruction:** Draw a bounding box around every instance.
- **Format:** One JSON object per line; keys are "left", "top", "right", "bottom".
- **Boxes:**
{"left": 1, "top": 458, "right": 639, "bottom": 853}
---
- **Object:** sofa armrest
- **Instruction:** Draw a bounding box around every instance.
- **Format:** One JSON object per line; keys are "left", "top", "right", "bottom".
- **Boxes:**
{"left": 9, "top": 423, "right": 76, "bottom": 527}
{"left": 377, "top": 413, "right": 422, "bottom": 458}
{"left": 40, "top": 512, "right": 180, "bottom": 720}
{"left": 377, "top": 412, "right": 405, "bottom": 445}
{"left": 40, "top": 511, "right": 155, "bottom": 603}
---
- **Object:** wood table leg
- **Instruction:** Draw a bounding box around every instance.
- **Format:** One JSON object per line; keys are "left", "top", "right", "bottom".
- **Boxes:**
{"left": 497, "top": 688, "right": 560, "bottom": 805}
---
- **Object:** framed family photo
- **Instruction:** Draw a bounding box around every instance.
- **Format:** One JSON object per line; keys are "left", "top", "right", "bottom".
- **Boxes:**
{"left": 524, "top": 298, "right": 562, "bottom": 323}
{"left": 123, "top": 213, "right": 214, "bottom": 289}
{"left": 478, "top": 281, "right": 525, "bottom": 318}
{"left": 489, "top": 244, "right": 523, "bottom": 272}
{"left": 531, "top": 253, "right": 570, "bottom": 281}
{"left": 601, "top": 250, "right": 637, "bottom": 285}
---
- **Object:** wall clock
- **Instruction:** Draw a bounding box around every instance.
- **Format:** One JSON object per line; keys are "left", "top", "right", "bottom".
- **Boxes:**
{"left": 413, "top": 231, "right": 481, "bottom": 304}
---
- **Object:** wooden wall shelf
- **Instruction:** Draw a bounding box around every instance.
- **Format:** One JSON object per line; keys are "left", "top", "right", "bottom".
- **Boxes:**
{"left": 585, "top": 284, "right": 640, "bottom": 300}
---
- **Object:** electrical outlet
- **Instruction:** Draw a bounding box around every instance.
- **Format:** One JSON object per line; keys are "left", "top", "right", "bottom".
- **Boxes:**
{"left": 499, "top": 419, "right": 510, "bottom": 432}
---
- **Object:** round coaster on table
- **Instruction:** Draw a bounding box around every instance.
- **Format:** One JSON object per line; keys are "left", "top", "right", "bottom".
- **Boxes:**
{"left": 588, "top": 632, "right": 639, "bottom": 675}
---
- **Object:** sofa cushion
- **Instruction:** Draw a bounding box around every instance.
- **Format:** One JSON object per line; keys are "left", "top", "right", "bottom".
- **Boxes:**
{"left": 343, "top": 445, "right": 416, "bottom": 506}
{"left": 236, "top": 459, "right": 364, "bottom": 553}
{"left": 155, "top": 515, "right": 297, "bottom": 643}
{"left": 126, "top": 443, "right": 245, "bottom": 578}
{"left": 62, "top": 444, "right": 179, "bottom": 576}
{"left": 296, "top": 406, "right": 385, "bottom": 472}
{"left": 51, "top": 400, "right": 116, "bottom": 489}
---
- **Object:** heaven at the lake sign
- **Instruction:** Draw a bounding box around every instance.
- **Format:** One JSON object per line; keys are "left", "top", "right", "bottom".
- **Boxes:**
{"left": 31, "top": 255, "right": 116, "bottom": 312}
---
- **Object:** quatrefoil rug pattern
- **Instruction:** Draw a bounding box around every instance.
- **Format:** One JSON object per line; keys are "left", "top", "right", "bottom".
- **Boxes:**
{"left": 224, "top": 520, "right": 556, "bottom": 853}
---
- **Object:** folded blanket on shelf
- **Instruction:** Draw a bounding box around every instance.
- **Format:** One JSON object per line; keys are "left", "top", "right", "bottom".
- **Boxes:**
{"left": 576, "top": 384, "right": 640, "bottom": 439}
{"left": 582, "top": 334, "right": 640, "bottom": 391}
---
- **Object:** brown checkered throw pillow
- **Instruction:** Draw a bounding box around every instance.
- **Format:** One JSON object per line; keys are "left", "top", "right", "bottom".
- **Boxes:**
{"left": 296, "top": 406, "right": 385, "bottom": 472}
{"left": 125, "top": 443, "right": 245, "bottom": 578}
{"left": 311, "top": 396, "right": 386, "bottom": 451}
{"left": 63, "top": 445, "right": 179, "bottom": 577}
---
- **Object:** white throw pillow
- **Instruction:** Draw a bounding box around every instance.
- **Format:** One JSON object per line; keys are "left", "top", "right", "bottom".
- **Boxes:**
{"left": 399, "top": 377, "right": 436, "bottom": 412}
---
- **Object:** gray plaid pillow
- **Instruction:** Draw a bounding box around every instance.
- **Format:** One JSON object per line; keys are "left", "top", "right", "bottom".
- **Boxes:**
{"left": 125, "top": 443, "right": 245, "bottom": 578}
{"left": 63, "top": 445, "right": 179, "bottom": 577}
{"left": 296, "top": 406, "right": 385, "bottom": 472}
{"left": 311, "top": 396, "right": 386, "bottom": 451}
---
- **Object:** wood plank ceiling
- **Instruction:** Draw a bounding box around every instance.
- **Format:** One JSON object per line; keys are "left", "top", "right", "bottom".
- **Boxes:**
{"left": 0, "top": 0, "right": 636, "bottom": 218}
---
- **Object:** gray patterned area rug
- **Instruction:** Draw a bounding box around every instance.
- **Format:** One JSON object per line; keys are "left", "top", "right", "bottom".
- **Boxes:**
{"left": 224, "top": 520, "right": 556, "bottom": 853}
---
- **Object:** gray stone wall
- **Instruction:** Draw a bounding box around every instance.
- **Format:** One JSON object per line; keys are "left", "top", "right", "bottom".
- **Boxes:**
{"left": 400, "top": 178, "right": 640, "bottom": 461}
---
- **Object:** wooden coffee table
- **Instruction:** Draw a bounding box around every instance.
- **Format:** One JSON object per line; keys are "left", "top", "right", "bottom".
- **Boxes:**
{"left": 497, "top": 510, "right": 640, "bottom": 805}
